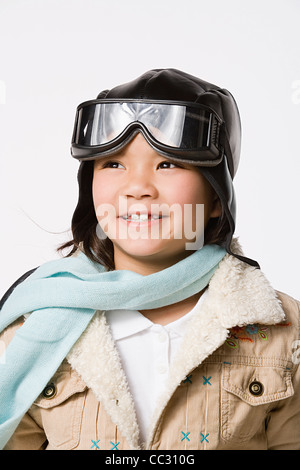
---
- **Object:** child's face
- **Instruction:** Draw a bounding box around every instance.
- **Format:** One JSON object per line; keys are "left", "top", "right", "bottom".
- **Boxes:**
{"left": 92, "top": 133, "right": 221, "bottom": 272}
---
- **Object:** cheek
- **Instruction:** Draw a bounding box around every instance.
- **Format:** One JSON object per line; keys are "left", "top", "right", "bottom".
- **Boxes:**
{"left": 172, "top": 174, "right": 212, "bottom": 206}
{"left": 171, "top": 174, "right": 213, "bottom": 227}
{"left": 92, "top": 175, "right": 117, "bottom": 239}
{"left": 92, "top": 174, "right": 111, "bottom": 210}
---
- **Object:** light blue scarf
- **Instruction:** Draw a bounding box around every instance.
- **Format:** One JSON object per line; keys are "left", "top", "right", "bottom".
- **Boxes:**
{"left": 0, "top": 244, "right": 226, "bottom": 449}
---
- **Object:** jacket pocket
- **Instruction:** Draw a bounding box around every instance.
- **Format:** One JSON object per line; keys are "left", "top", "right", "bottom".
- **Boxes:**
{"left": 33, "top": 362, "right": 87, "bottom": 450}
{"left": 221, "top": 362, "right": 294, "bottom": 442}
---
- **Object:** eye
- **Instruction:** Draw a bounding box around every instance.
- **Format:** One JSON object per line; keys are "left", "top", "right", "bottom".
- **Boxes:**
{"left": 101, "top": 160, "right": 124, "bottom": 169}
{"left": 157, "top": 161, "right": 181, "bottom": 169}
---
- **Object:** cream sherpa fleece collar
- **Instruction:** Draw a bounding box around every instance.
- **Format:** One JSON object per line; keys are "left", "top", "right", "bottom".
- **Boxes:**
{"left": 67, "top": 238, "right": 285, "bottom": 450}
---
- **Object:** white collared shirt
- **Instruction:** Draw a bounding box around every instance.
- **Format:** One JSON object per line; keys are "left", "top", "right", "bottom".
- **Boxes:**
{"left": 105, "top": 290, "right": 208, "bottom": 444}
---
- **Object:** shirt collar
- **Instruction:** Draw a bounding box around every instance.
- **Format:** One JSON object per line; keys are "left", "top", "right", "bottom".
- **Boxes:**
{"left": 106, "top": 307, "right": 153, "bottom": 340}
{"left": 105, "top": 289, "right": 208, "bottom": 341}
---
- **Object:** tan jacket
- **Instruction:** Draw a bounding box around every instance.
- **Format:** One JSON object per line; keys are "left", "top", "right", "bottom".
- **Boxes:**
{"left": 2, "top": 239, "right": 300, "bottom": 450}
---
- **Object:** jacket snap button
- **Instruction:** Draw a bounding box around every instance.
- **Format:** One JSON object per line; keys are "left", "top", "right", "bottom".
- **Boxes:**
{"left": 249, "top": 381, "right": 264, "bottom": 396}
{"left": 42, "top": 383, "right": 57, "bottom": 399}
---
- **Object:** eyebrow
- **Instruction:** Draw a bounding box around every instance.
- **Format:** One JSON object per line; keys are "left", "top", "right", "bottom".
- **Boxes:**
{"left": 94, "top": 150, "right": 175, "bottom": 167}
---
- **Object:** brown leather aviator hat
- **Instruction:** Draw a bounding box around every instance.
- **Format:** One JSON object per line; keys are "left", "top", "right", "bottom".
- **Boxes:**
{"left": 70, "top": 68, "right": 260, "bottom": 268}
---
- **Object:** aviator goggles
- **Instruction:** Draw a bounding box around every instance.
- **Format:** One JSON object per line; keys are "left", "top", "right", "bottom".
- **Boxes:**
{"left": 71, "top": 99, "right": 225, "bottom": 165}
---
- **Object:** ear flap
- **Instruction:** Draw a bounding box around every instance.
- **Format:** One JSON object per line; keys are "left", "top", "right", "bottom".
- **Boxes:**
{"left": 200, "top": 160, "right": 260, "bottom": 269}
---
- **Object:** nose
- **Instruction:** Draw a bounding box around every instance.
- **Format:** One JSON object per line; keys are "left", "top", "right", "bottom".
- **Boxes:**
{"left": 121, "top": 168, "right": 159, "bottom": 200}
{"left": 118, "top": 133, "right": 160, "bottom": 200}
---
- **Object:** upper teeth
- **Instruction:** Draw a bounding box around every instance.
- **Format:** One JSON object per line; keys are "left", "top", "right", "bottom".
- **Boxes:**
{"left": 122, "top": 214, "right": 160, "bottom": 220}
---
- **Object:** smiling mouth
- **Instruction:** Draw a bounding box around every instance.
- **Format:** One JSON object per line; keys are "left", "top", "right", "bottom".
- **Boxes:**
{"left": 119, "top": 212, "right": 166, "bottom": 223}
{"left": 122, "top": 214, "right": 160, "bottom": 221}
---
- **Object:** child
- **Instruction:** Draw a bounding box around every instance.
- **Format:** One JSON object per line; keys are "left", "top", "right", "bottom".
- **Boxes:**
{"left": 0, "top": 68, "right": 299, "bottom": 450}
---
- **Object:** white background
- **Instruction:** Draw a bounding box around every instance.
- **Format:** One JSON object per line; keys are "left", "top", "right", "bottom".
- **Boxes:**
{"left": 0, "top": 0, "right": 299, "bottom": 299}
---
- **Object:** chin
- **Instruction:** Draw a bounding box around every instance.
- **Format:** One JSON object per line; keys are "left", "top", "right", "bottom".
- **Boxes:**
{"left": 113, "top": 239, "right": 189, "bottom": 263}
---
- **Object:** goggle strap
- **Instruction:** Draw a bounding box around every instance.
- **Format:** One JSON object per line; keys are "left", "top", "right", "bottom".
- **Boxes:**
{"left": 220, "top": 126, "right": 234, "bottom": 178}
